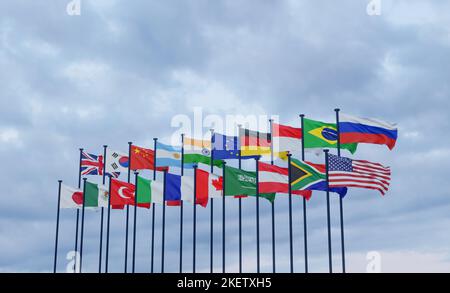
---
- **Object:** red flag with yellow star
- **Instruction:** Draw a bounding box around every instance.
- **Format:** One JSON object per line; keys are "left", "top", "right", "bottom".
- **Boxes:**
{"left": 130, "top": 145, "right": 167, "bottom": 171}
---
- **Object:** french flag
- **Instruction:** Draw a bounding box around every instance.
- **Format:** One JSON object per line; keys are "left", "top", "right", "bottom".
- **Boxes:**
{"left": 339, "top": 113, "right": 398, "bottom": 150}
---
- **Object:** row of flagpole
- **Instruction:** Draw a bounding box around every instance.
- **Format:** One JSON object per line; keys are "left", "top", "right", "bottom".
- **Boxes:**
{"left": 53, "top": 111, "right": 350, "bottom": 273}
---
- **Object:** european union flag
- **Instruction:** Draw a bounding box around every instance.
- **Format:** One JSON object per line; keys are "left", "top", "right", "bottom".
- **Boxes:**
{"left": 212, "top": 133, "right": 258, "bottom": 160}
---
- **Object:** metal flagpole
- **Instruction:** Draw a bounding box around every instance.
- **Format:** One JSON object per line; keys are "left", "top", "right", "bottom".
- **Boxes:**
{"left": 287, "top": 153, "right": 294, "bottom": 273}
{"left": 161, "top": 170, "right": 167, "bottom": 273}
{"left": 324, "top": 149, "right": 333, "bottom": 273}
{"left": 132, "top": 171, "right": 139, "bottom": 273}
{"left": 151, "top": 138, "right": 158, "bottom": 273}
{"left": 124, "top": 141, "right": 132, "bottom": 273}
{"left": 79, "top": 178, "right": 87, "bottom": 273}
{"left": 334, "top": 108, "right": 346, "bottom": 273}
{"left": 75, "top": 148, "right": 83, "bottom": 272}
{"left": 193, "top": 164, "right": 198, "bottom": 273}
{"left": 222, "top": 161, "right": 226, "bottom": 273}
{"left": 268, "top": 119, "right": 276, "bottom": 273}
{"left": 300, "top": 114, "right": 309, "bottom": 273}
{"left": 237, "top": 124, "right": 243, "bottom": 274}
{"left": 53, "top": 180, "right": 62, "bottom": 273}
{"left": 179, "top": 133, "right": 184, "bottom": 273}
{"left": 99, "top": 145, "right": 107, "bottom": 273}
{"left": 105, "top": 175, "right": 112, "bottom": 273}
{"left": 209, "top": 129, "right": 214, "bottom": 273}
{"left": 255, "top": 156, "right": 260, "bottom": 273}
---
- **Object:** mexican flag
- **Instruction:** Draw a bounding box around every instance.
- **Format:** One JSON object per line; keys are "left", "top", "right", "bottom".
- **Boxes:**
{"left": 60, "top": 182, "right": 108, "bottom": 209}
{"left": 224, "top": 165, "right": 275, "bottom": 202}
{"left": 303, "top": 118, "right": 357, "bottom": 154}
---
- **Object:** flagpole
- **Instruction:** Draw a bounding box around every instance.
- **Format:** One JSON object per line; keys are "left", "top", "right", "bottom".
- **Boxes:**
{"left": 53, "top": 180, "right": 62, "bottom": 273}
{"left": 193, "top": 164, "right": 198, "bottom": 273}
{"left": 237, "top": 124, "right": 243, "bottom": 274}
{"left": 152, "top": 138, "right": 158, "bottom": 273}
{"left": 300, "top": 114, "right": 309, "bottom": 273}
{"left": 99, "top": 145, "right": 107, "bottom": 273}
{"left": 324, "top": 149, "right": 333, "bottom": 273}
{"left": 179, "top": 133, "right": 184, "bottom": 273}
{"left": 105, "top": 175, "right": 111, "bottom": 273}
{"left": 79, "top": 178, "right": 87, "bottom": 273}
{"left": 268, "top": 119, "right": 276, "bottom": 273}
{"left": 255, "top": 156, "right": 260, "bottom": 273}
{"left": 334, "top": 108, "right": 346, "bottom": 273}
{"left": 222, "top": 161, "right": 226, "bottom": 273}
{"left": 132, "top": 171, "right": 138, "bottom": 273}
{"left": 287, "top": 153, "right": 294, "bottom": 273}
{"left": 161, "top": 170, "right": 167, "bottom": 273}
{"left": 75, "top": 148, "right": 83, "bottom": 272}
{"left": 123, "top": 142, "right": 132, "bottom": 273}
{"left": 209, "top": 128, "right": 214, "bottom": 273}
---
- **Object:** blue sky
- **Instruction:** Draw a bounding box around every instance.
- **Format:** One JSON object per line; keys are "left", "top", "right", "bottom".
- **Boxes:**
{"left": 1, "top": 0, "right": 450, "bottom": 272}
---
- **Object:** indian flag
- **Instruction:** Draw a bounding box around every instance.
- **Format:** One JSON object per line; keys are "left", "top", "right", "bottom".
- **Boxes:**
{"left": 183, "top": 137, "right": 222, "bottom": 168}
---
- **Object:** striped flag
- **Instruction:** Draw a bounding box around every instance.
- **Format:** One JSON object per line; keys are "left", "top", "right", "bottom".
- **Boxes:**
{"left": 239, "top": 128, "right": 271, "bottom": 157}
{"left": 328, "top": 154, "right": 391, "bottom": 195}
{"left": 272, "top": 122, "right": 301, "bottom": 158}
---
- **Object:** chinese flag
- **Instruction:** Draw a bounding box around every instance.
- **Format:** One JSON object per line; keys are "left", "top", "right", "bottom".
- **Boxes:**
{"left": 130, "top": 145, "right": 167, "bottom": 171}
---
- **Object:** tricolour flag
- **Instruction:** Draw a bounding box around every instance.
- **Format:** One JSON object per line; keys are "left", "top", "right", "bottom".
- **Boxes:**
{"left": 258, "top": 162, "right": 312, "bottom": 199}
{"left": 328, "top": 154, "right": 391, "bottom": 195}
{"left": 136, "top": 176, "right": 164, "bottom": 206}
{"left": 60, "top": 182, "right": 108, "bottom": 209}
{"left": 272, "top": 122, "right": 302, "bottom": 159}
{"left": 304, "top": 118, "right": 357, "bottom": 154}
{"left": 156, "top": 142, "right": 182, "bottom": 168}
{"left": 183, "top": 137, "right": 222, "bottom": 168}
{"left": 239, "top": 128, "right": 271, "bottom": 157}
{"left": 339, "top": 113, "right": 398, "bottom": 150}
{"left": 81, "top": 151, "right": 119, "bottom": 178}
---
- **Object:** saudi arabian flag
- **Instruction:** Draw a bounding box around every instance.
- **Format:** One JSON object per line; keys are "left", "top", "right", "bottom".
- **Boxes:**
{"left": 85, "top": 181, "right": 108, "bottom": 208}
{"left": 183, "top": 137, "right": 223, "bottom": 168}
{"left": 303, "top": 118, "right": 357, "bottom": 154}
{"left": 224, "top": 166, "right": 275, "bottom": 202}
{"left": 137, "top": 176, "right": 164, "bottom": 204}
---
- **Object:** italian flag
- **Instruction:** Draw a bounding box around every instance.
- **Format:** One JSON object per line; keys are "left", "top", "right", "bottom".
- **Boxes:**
{"left": 136, "top": 176, "right": 164, "bottom": 205}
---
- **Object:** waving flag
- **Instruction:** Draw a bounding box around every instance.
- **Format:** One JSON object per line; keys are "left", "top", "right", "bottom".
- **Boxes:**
{"left": 131, "top": 145, "right": 166, "bottom": 171}
{"left": 183, "top": 137, "right": 222, "bottom": 168}
{"left": 212, "top": 133, "right": 240, "bottom": 159}
{"left": 105, "top": 149, "right": 129, "bottom": 175}
{"left": 80, "top": 152, "right": 103, "bottom": 176}
{"left": 60, "top": 184, "right": 83, "bottom": 209}
{"left": 156, "top": 142, "right": 182, "bottom": 168}
{"left": 339, "top": 113, "right": 398, "bottom": 150}
{"left": 239, "top": 128, "right": 272, "bottom": 157}
{"left": 110, "top": 179, "right": 135, "bottom": 206}
{"left": 272, "top": 122, "right": 302, "bottom": 159}
{"left": 304, "top": 118, "right": 357, "bottom": 154}
{"left": 328, "top": 154, "right": 391, "bottom": 195}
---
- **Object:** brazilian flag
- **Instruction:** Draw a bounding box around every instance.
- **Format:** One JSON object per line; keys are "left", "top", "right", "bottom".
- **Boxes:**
{"left": 303, "top": 118, "right": 357, "bottom": 154}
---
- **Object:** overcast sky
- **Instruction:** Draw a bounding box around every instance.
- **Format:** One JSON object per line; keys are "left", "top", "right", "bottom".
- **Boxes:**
{"left": 1, "top": 0, "right": 450, "bottom": 273}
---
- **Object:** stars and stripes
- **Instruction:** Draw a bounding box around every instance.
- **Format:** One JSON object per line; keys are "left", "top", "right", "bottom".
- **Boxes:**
{"left": 328, "top": 154, "right": 391, "bottom": 195}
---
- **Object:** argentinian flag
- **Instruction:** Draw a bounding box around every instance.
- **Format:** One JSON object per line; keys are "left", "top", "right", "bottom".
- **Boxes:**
{"left": 155, "top": 141, "right": 182, "bottom": 168}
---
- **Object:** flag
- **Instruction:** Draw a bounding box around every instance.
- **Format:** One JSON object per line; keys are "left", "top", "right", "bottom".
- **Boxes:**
{"left": 131, "top": 145, "right": 167, "bottom": 171}
{"left": 136, "top": 176, "right": 165, "bottom": 207}
{"left": 211, "top": 133, "right": 240, "bottom": 159}
{"left": 60, "top": 182, "right": 108, "bottom": 208}
{"left": 60, "top": 184, "right": 83, "bottom": 209}
{"left": 290, "top": 158, "right": 348, "bottom": 197}
{"left": 183, "top": 137, "right": 222, "bottom": 168}
{"left": 303, "top": 118, "right": 357, "bottom": 154}
{"left": 224, "top": 165, "right": 276, "bottom": 202}
{"left": 339, "top": 113, "right": 398, "bottom": 150}
{"left": 258, "top": 162, "right": 312, "bottom": 199}
{"left": 272, "top": 122, "right": 301, "bottom": 159}
{"left": 81, "top": 151, "right": 119, "bottom": 178}
{"left": 156, "top": 142, "right": 182, "bottom": 168}
{"left": 110, "top": 179, "right": 135, "bottom": 206}
{"left": 239, "top": 128, "right": 271, "bottom": 157}
{"left": 105, "top": 149, "right": 129, "bottom": 174}
{"left": 328, "top": 154, "right": 391, "bottom": 195}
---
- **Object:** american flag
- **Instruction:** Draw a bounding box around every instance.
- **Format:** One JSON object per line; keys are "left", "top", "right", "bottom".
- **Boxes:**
{"left": 81, "top": 152, "right": 119, "bottom": 178}
{"left": 328, "top": 154, "right": 391, "bottom": 195}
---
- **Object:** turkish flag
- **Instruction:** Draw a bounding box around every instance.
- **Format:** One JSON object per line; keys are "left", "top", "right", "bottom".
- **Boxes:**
{"left": 130, "top": 145, "right": 167, "bottom": 171}
{"left": 111, "top": 179, "right": 135, "bottom": 206}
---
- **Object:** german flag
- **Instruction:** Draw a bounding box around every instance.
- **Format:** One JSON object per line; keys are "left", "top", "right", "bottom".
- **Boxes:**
{"left": 239, "top": 128, "right": 272, "bottom": 157}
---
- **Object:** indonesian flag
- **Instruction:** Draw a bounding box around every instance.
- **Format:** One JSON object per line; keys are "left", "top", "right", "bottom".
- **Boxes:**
{"left": 258, "top": 162, "right": 312, "bottom": 200}
{"left": 272, "top": 122, "right": 302, "bottom": 159}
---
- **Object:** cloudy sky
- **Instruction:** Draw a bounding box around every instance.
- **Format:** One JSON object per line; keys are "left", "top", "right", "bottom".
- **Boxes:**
{"left": 1, "top": 0, "right": 450, "bottom": 273}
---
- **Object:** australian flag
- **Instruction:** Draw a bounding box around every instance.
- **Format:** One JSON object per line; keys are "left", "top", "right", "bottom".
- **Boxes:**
{"left": 211, "top": 133, "right": 257, "bottom": 160}
{"left": 80, "top": 152, "right": 119, "bottom": 178}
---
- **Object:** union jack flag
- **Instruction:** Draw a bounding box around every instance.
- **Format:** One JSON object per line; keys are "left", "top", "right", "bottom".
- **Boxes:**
{"left": 80, "top": 152, "right": 119, "bottom": 178}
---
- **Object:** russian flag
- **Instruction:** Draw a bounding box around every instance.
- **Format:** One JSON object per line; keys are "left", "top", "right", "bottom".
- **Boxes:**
{"left": 339, "top": 113, "right": 398, "bottom": 150}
